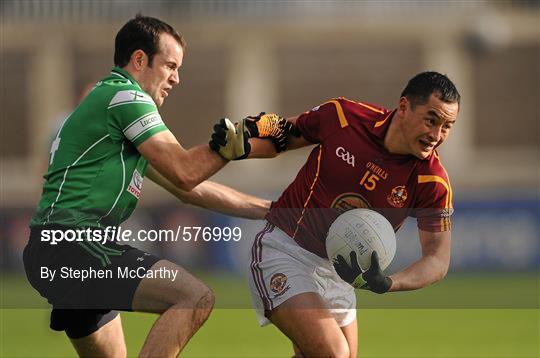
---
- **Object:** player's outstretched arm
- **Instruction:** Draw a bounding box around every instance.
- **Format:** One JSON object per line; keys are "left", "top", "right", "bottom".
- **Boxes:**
{"left": 146, "top": 165, "right": 271, "bottom": 219}
{"left": 248, "top": 121, "right": 313, "bottom": 159}
{"left": 210, "top": 115, "right": 314, "bottom": 159}
{"left": 388, "top": 229, "right": 451, "bottom": 292}
{"left": 137, "top": 130, "right": 229, "bottom": 192}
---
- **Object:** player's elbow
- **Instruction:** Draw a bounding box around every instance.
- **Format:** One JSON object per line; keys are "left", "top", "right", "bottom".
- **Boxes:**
{"left": 436, "top": 268, "right": 448, "bottom": 283}
{"left": 177, "top": 180, "right": 197, "bottom": 192}
{"left": 172, "top": 173, "right": 198, "bottom": 192}
{"left": 434, "top": 260, "right": 449, "bottom": 282}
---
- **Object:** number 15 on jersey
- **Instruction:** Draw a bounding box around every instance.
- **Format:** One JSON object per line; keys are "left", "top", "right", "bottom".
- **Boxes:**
{"left": 360, "top": 169, "right": 380, "bottom": 191}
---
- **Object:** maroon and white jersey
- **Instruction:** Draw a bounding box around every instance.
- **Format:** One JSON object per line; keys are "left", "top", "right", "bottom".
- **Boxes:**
{"left": 266, "top": 97, "right": 453, "bottom": 258}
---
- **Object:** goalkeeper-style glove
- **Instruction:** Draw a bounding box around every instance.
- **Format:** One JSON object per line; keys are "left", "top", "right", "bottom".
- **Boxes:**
{"left": 333, "top": 251, "right": 392, "bottom": 294}
{"left": 244, "top": 112, "right": 295, "bottom": 152}
{"left": 209, "top": 118, "right": 250, "bottom": 160}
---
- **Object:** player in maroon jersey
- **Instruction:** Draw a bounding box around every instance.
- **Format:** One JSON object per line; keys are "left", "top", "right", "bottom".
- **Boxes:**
{"left": 210, "top": 71, "right": 460, "bottom": 358}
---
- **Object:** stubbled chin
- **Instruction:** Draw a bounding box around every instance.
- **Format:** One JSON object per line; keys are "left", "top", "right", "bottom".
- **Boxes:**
{"left": 416, "top": 142, "right": 435, "bottom": 159}
{"left": 414, "top": 148, "right": 432, "bottom": 159}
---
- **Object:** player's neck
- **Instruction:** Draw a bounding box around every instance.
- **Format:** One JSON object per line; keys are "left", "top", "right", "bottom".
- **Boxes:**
{"left": 383, "top": 117, "right": 409, "bottom": 155}
{"left": 122, "top": 64, "right": 142, "bottom": 85}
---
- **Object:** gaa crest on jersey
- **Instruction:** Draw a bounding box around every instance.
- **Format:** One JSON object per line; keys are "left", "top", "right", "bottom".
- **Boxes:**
{"left": 127, "top": 169, "right": 144, "bottom": 199}
{"left": 269, "top": 273, "right": 290, "bottom": 297}
{"left": 331, "top": 193, "right": 371, "bottom": 214}
{"left": 387, "top": 186, "right": 408, "bottom": 208}
{"left": 335, "top": 146, "right": 355, "bottom": 167}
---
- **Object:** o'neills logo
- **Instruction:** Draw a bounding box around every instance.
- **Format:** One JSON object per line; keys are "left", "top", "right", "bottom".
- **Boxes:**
{"left": 270, "top": 273, "right": 290, "bottom": 297}
{"left": 127, "top": 169, "right": 144, "bottom": 199}
{"left": 387, "top": 185, "right": 408, "bottom": 208}
{"left": 440, "top": 208, "right": 454, "bottom": 218}
{"left": 366, "top": 161, "right": 389, "bottom": 180}
{"left": 331, "top": 193, "right": 371, "bottom": 213}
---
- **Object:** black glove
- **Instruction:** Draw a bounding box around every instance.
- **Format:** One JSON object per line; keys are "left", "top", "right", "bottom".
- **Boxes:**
{"left": 209, "top": 118, "right": 250, "bottom": 160}
{"left": 243, "top": 112, "right": 294, "bottom": 152}
{"left": 333, "top": 251, "right": 367, "bottom": 289}
{"left": 333, "top": 251, "right": 392, "bottom": 294}
{"left": 360, "top": 251, "right": 393, "bottom": 294}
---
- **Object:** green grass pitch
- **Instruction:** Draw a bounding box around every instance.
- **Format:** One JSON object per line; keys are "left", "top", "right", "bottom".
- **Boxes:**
{"left": 1, "top": 273, "right": 538, "bottom": 357}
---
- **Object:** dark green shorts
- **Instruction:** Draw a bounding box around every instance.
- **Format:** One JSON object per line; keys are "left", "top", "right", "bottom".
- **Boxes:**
{"left": 23, "top": 225, "right": 160, "bottom": 338}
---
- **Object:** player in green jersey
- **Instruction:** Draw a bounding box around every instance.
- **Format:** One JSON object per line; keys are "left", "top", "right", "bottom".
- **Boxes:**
{"left": 24, "top": 15, "right": 288, "bottom": 357}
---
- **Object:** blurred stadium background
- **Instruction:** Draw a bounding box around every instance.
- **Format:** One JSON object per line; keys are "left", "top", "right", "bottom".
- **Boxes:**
{"left": 1, "top": 1, "right": 538, "bottom": 357}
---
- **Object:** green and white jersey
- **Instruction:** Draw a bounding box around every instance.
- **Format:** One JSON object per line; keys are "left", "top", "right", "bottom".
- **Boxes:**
{"left": 31, "top": 67, "right": 168, "bottom": 228}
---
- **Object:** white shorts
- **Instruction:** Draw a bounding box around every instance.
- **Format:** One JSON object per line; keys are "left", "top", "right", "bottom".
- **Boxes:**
{"left": 248, "top": 222, "right": 356, "bottom": 327}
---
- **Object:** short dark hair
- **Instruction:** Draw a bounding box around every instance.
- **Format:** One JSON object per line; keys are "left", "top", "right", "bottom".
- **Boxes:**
{"left": 400, "top": 71, "right": 461, "bottom": 108}
{"left": 114, "top": 14, "right": 185, "bottom": 68}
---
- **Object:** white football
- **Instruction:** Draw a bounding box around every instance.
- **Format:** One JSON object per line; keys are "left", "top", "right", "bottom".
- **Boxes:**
{"left": 326, "top": 209, "right": 396, "bottom": 271}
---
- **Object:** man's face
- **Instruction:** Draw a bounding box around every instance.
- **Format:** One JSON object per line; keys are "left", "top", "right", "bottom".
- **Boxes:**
{"left": 399, "top": 94, "right": 459, "bottom": 159}
{"left": 137, "top": 33, "right": 183, "bottom": 107}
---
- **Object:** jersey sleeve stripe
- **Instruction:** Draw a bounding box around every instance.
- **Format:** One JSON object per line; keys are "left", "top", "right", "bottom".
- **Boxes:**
{"left": 293, "top": 145, "right": 323, "bottom": 239}
{"left": 123, "top": 111, "right": 159, "bottom": 132}
{"left": 108, "top": 90, "right": 155, "bottom": 109}
{"left": 417, "top": 175, "right": 453, "bottom": 208}
{"left": 374, "top": 110, "right": 394, "bottom": 128}
{"left": 418, "top": 175, "right": 452, "bottom": 231}
{"left": 130, "top": 122, "right": 165, "bottom": 142}
{"left": 108, "top": 101, "right": 156, "bottom": 110}
{"left": 356, "top": 101, "right": 385, "bottom": 114}
{"left": 438, "top": 164, "right": 453, "bottom": 231}
{"left": 323, "top": 100, "right": 349, "bottom": 128}
{"left": 123, "top": 111, "right": 163, "bottom": 141}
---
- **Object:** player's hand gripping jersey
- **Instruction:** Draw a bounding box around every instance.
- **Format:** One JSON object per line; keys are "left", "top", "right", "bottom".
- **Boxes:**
{"left": 266, "top": 98, "right": 453, "bottom": 258}
{"left": 31, "top": 68, "right": 168, "bottom": 228}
